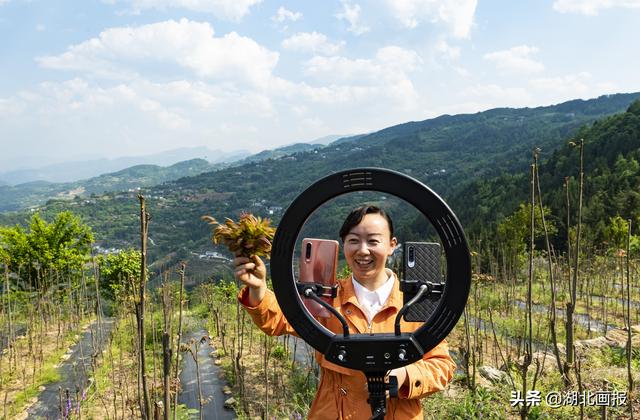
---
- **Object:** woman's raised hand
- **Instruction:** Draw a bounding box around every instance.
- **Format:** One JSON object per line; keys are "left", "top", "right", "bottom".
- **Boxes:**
{"left": 234, "top": 255, "right": 267, "bottom": 306}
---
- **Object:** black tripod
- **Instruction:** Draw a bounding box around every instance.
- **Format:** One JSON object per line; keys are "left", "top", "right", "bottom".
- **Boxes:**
{"left": 366, "top": 372, "right": 399, "bottom": 419}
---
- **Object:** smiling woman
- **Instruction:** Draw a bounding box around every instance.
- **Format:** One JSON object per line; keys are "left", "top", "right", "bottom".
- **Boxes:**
{"left": 234, "top": 199, "right": 456, "bottom": 419}
{"left": 340, "top": 206, "right": 397, "bottom": 291}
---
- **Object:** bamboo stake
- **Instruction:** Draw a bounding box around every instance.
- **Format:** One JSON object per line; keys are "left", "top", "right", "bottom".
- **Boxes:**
{"left": 565, "top": 138, "right": 584, "bottom": 384}
{"left": 625, "top": 220, "right": 634, "bottom": 420}
{"left": 138, "top": 193, "right": 151, "bottom": 419}
{"left": 173, "top": 262, "right": 186, "bottom": 420}
{"left": 533, "top": 149, "right": 565, "bottom": 381}
{"left": 162, "top": 277, "right": 171, "bottom": 420}
{"left": 520, "top": 162, "right": 535, "bottom": 420}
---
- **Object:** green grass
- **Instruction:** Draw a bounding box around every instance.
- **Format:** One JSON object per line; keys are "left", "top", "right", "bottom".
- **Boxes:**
{"left": 422, "top": 385, "right": 506, "bottom": 419}
{"left": 598, "top": 346, "right": 640, "bottom": 370}
{"left": 6, "top": 320, "right": 88, "bottom": 418}
{"left": 11, "top": 363, "right": 62, "bottom": 415}
{"left": 183, "top": 274, "right": 640, "bottom": 418}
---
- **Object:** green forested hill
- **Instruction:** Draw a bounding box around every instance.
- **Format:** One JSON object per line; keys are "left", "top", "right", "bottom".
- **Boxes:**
{"left": 235, "top": 142, "right": 324, "bottom": 164}
{"left": 0, "top": 141, "right": 343, "bottom": 213}
{"left": 452, "top": 99, "right": 640, "bottom": 247}
{"left": 0, "top": 158, "right": 214, "bottom": 212}
{"left": 1, "top": 92, "right": 639, "bottom": 267}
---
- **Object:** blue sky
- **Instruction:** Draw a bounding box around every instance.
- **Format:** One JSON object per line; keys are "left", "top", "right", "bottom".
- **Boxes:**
{"left": 1, "top": 0, "right": 639, "bottom": 169}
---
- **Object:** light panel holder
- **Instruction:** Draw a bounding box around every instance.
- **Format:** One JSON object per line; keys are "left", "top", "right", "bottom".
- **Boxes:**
{"left": 270, "top": 167, "right": 471, "bottom": 372}
{"left": 270, "top": 168, "right": 471, "bottom": 419}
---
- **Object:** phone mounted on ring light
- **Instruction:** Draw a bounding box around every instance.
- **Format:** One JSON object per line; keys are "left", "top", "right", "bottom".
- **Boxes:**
{"left": 270, "top": 168, "right": 471, "bottom": 420}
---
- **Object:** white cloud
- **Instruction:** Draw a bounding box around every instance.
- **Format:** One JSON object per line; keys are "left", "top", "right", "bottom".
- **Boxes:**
{"left": 300, "top": 46, "right": 421, "bottom": 108}
{"left": 0, "top": 77, "right": 280, "bottom": 159}
{"left": 35, "top": 24, "right": 46, "bottom": 32}
{"left": 272, "top": 6, "right": 302, "bottom": 22}
{"left": 0, "top": 70, "right": 430, "bottom": 161}
{"left": 435, "top": 39, "right": 460, "bottom": 60}
{"left": 102, "top": 0, "right": 262, "bottom": 21}
{"left": 553, "top": 0, "right": 640, "bottom": 15}
{"left": 484, "top": 45, "right": 544, "bottom": 73}
{"left": 281, "top": 32, "right": 344, "bottom": 55}
{"left": 304, "top": 56, "right": 386, "bottom": 84}
{"left": 529, "top": 72, "right": 616, "bottom": 97}
{"left": 290, "top": 82, "right": 408, "bottom": 107}
{"left": 457, "top": 73, "right": 618, "bottom": 113}
{"left": 300, "top": 116, "right": 327, "bottom": 131}
{"left": 303, "top": 51, "right": 419, "bottom": 85}
{"left": 463, "top": 84, "right": 533, "bottom": 107}
{"left": 37, "top": 19, "right": 279, "bottom": 88}
{"left": 0, "top": 0, "right": 11, "bottom": 5}
{"left": 452, "top": 66, "right": 470, "bottom": 77}
{"left": 0, "top": 97, "right": 24, "bottom": 117}
{"left": 385, "top": 0, "right": 477, "bottom": 38}
{"left": 336, "top": 1, "right": 370, "bottom": 35}
{"left": 375, "top": 46, "right": 420, "bottom": 72}
{"left": 303, "top": 52, "right": 412, "bottom": 85}
{"left": 21, "top": 19, "right": 430, "bottom": 159}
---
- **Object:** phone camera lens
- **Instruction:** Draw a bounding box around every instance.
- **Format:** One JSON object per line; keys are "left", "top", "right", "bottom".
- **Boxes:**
{"left": 408, "top": 246, "right": 415, "bottom": 263}
{"left": 305, "top": 242, "right": 312, "bottom": 260}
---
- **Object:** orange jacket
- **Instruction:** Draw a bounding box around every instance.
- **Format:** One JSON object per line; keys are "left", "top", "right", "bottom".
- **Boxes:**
{"left": 238, "top": 274, "right": 455, "bottom": 419}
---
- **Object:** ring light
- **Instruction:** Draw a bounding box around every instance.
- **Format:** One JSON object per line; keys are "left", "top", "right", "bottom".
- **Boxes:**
{"left": 269, "top": 168, "right": 471, "bottom": 418}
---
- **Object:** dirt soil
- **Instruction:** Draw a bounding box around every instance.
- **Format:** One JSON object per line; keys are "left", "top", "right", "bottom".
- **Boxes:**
{"left": 22, "top": 318, "right": 114, "bottom": 419}
{"left": 178, "top": 329, "right": 236, "bottom": 419}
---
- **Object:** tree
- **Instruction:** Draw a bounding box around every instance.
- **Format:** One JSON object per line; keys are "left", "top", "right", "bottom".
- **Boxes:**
{"left": 496, "top": 203, "right": 557, "bottom": 280}
{"left": 0, "top": 224, "right": 29, "bottom": 270}
{"left": 0, "top": 212, "right": 93, "bottom": 289}
{"left": 97, "top": 249, "right": 141, "bottom": 302}
{"left": 497, "top": 204, "right": 557, "bottom": 248}
{"left": 604, "top": 215, "right": 640, "bottom": 253}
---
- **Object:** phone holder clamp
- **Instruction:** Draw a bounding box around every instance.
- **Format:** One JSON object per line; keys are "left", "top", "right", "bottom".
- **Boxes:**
{"left": 399, "top": 279, "right": 444, "bottom": 296}
{"left": 295, "top": 281, "right": 338, "bottom": 298}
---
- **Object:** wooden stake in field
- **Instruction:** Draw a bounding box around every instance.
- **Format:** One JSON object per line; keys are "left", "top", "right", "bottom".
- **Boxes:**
{"left": 183, "top": 337, "right": 207, "bottom": 420}
{"left": 519, "top": 161, "right": 535, "bottom": 420}
{"left": 565, "top": 138, "right": 584, "bottom": 385}
{"left": 533, "top": 150, "right": 565, "bottom": 381}
{"left": 625, "top": 219, "right": 634, "bottom": 420}
{"left": 3, "top": 261, "right": 15, "bottom": 375}
{"left": 162, "top": 275, "right": 172, "bottom": 420}
{"left": 173, "top": 262, "right": 186, "bottom": 420}
{"left": 137, "top": 193, "right": 151, "bottom": 419}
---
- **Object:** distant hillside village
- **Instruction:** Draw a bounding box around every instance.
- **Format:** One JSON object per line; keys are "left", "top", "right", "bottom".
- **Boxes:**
{"left": 93, "top": 244, "right": 123, "bottom": 255}
{"left": 94, "top": 243, "right": 230, "bottom": 264}
{"left": 251, "top": 199, "right": 283, "bottom": 215}
{"left": 192, "top": 250, "right": 229, "bottom": 261}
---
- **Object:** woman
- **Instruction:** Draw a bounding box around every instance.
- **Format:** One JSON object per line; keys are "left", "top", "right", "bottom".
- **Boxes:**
{"left": 235, "top": 205, "right": 455, "bottom": 419}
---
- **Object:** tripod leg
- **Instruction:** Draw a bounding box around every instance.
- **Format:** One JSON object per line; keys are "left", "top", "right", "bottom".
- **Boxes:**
{"left": 366, "top": 371, "right": 399, "bottom": 420}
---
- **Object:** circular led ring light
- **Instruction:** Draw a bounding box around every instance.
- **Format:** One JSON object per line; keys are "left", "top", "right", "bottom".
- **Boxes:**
{"left": 270, "top": 168, "right": 471, "bottom": 371}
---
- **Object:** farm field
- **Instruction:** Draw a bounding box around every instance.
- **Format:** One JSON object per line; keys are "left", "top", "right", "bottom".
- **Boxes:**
{"left": 2, "top": 98, "right": 640, "bottom": 419}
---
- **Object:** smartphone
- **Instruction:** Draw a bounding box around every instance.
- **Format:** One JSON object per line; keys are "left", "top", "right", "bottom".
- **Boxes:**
{"left": 401, "top": 242, "right": 443, "bottom": 322}
{"left": 299, "top": 238, "right": 339, "bottom": 318}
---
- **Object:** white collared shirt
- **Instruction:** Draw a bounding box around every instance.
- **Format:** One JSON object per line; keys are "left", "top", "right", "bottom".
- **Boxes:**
{"left": 351, "top": 270, "right": 395, "bottom": 323}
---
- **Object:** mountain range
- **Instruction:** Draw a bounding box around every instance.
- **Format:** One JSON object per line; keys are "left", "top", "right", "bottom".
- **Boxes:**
{"left": 0, "top": 135, "right": 349, "bottom": 212}
{"left": 0, "top": 134, "right": 348, "bottom": 186}
{"left": 1, "top": 92, "right": 639, "bottom": 271}
{"left": 0, "top": 146, "right": 249, "bottom": 185}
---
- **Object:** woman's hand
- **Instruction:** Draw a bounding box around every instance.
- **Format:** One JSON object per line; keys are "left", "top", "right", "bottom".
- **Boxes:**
{"left": 234, "top": 255, "right": 267, "bottom": 306}
{"left": 388, "top": 367, "right": 408, "bottom": 388}
{"left": 364, "top": 367, "right": 408, "bottom": 396}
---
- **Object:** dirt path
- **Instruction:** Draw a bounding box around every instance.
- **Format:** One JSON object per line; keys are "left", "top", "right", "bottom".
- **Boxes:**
{"left": 25, "top": 317, "right": 114, "bottom": 419}
{"left": 178, "top": 329, "right": 236, "bottom": 420}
